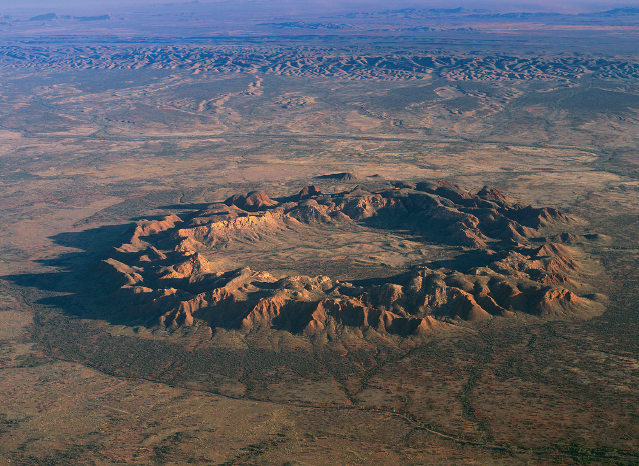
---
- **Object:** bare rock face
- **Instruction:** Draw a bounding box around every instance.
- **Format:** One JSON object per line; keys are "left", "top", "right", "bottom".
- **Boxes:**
{"left": 224, "top": 191, "right": 277, "bottom": 211}
{"left": 297, "top": 185, "right": 323, "bottom": 200}
{"left": 95, "top": 181, "right": 605, "bottom": 341}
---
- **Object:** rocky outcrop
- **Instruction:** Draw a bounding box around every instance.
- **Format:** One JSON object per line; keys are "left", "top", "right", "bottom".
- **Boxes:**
{"left": 224, "top": 191, "right": 277, "bottom": 211}
{"left": 94, "top": 181, "right": 604, "bottom": 340}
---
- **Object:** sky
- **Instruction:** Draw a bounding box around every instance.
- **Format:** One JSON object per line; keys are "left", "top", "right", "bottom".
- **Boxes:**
{"left": 0, "top": 0, "right": 637, "bottom": 16}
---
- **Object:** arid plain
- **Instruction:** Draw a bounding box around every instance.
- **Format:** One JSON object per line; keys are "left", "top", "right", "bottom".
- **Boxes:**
{"left": 1, "top": 5, "right": 639, "bottom": 465}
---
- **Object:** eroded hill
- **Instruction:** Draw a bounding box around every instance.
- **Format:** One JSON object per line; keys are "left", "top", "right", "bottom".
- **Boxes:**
{"left": 95, "top": 180, "right": 606, "bottom": 346}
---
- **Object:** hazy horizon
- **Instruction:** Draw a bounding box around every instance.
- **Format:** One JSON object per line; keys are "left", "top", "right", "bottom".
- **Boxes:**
{"left": 1, "top": 0, "right": 638, "bottom": 16}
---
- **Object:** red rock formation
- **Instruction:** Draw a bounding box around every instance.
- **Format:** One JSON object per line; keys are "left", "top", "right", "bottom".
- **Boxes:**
{"left": 297, "top": 185, "right": 323, "bottom": 199}
{"left": 536, "top": 242, "right": 572, "bottom": 257}
{"left": 224, "top": 191, "right": 277, "bottom": 211}
{"left": 94, "top": 181, "right": 604, "bottom": 340}
{"left": 476, "top": 186, "right": 516, "bottom": 205}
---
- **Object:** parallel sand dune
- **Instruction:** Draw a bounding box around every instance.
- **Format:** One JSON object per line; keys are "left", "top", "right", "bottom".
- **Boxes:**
{"left": 96, "top": 181, "right": 605, "bottom": 344}
{"left": 1, "top": 45, "right": 638, "bottom": 82}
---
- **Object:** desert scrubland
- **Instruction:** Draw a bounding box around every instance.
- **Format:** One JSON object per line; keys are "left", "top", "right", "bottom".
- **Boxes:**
{"left": 1, "top": 5, "right": 639, "bottom": 465}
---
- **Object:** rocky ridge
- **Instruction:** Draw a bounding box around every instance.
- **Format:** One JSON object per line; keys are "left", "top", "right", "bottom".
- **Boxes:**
{"left": 98, "top": 181, "right": 605, "bottom": 340}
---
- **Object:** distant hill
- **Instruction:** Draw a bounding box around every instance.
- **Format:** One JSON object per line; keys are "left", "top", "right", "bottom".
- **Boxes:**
{"left": 28, "top": 13, "right": 57, "bottom": 21}
{"left": 586, "top": 8, "right": 639, "bottom": 16}
{"left": 25, "top": 13, "right": 114, "bottom": 22}
{"left": 75, "top": 14, "right": 114, "bottom": 22}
